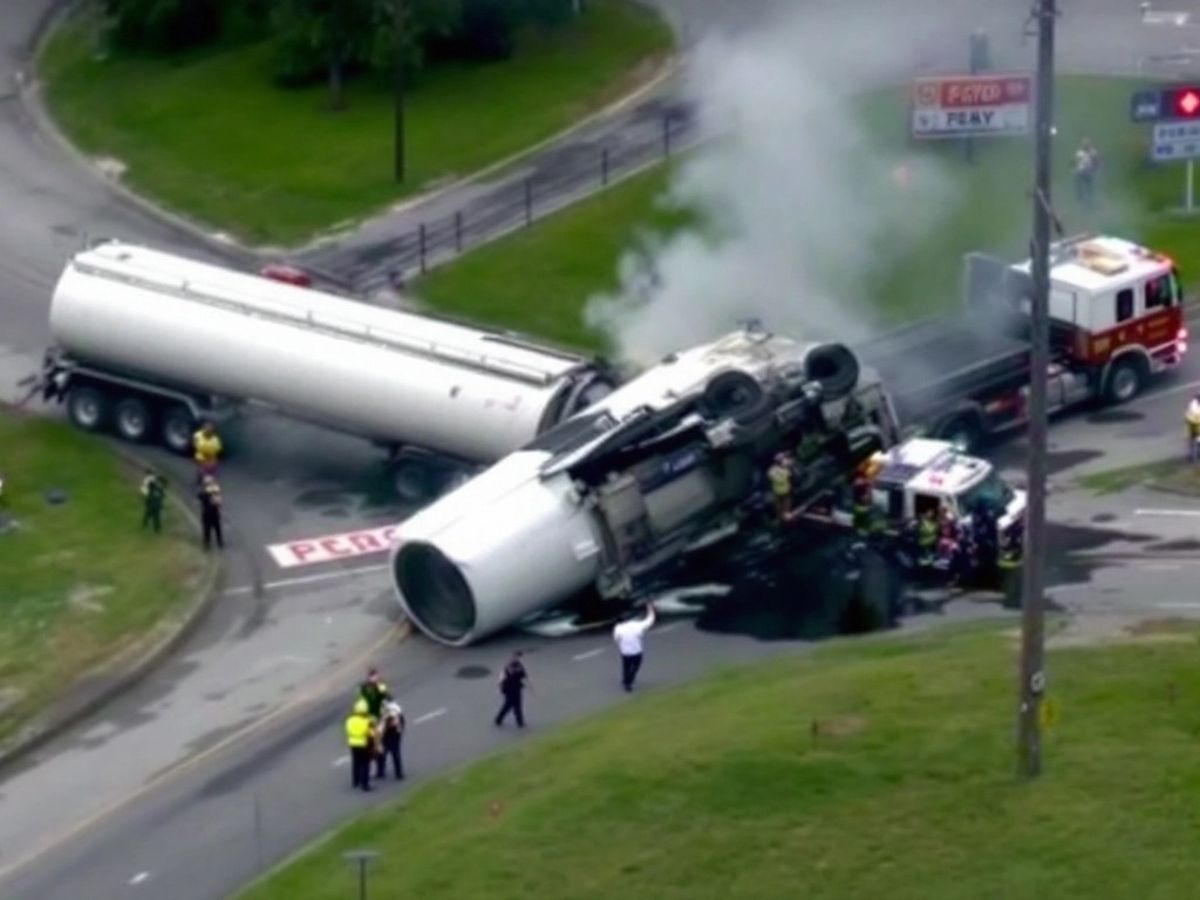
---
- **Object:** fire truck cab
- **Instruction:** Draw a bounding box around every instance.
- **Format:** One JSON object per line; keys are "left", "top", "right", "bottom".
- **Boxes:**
{"left": 1012, "top": 234, "right": 1187, "bottom": 404}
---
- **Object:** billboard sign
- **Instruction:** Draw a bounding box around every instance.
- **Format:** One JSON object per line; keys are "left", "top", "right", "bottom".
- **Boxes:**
{"left": 1151, "top": 120, "right": 1200, "bottom": 161}
{"left": 911, "top": 73, "right": 1034, "bottom": 140}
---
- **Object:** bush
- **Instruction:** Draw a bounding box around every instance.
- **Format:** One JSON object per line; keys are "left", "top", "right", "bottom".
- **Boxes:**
{"left": 103, "top": 0, "right": 224, "bottom": 52}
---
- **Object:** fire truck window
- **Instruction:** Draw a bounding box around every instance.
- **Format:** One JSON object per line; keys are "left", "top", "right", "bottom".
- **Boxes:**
{"left": 1145, "top": 274, "right": 1172, "bottom": 310}
{"left": 1116, "top": 288, "right": 1134, "bottom": 323}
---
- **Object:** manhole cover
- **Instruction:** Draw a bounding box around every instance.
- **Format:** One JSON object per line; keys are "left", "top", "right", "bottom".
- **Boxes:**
{"left": 455, "top": 665, "right": 490, "bottom": 679}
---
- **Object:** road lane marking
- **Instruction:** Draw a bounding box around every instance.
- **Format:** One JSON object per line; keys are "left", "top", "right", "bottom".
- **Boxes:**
{"left": 1157, "top": 601, "right": 1200, "bottom": 609}
{"left": 1134, "top": 508, "right": 1200, "bottom": 517}
{"left": 413, "top": 708, "right": 446, "bottom": 725}
{"left": 331, "top": 756, "right": 350, "bottom": 768}
{"left": 1139, "top": 563, "right": 1183, "bottom": 571}
{"left": 225, "top": 564, "right": 389, "bottom": 596}
{"left": 656, "top": 622, "right": 682, "bottom": 634}
{"left": 129, "top": 872, "right": 149, "bottom": 886}
{"left": 267, "top": 525, "right": 400, "bottom": 569}
{"left": 572, "top": 648, "right": 605, "bottom": 661}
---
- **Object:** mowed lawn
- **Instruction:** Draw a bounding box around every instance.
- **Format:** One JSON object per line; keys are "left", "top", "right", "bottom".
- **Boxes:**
{"left": 38, "top": 1, "right": 672, "bottom": 244}
{"left": 419, "top": 76, "right": 1200, "bottom": 353}
{"left": 0, "top": 412, "right": 206, "bottom": 747}
{"left": 242, "top": 621, "right": 1200, "bottom": 899}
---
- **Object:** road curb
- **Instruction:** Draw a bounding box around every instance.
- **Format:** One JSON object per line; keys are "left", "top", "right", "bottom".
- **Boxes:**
{"left": 22, "top": 0, "right": 679, "bottom": 260}
{"left": 0, "top": 433, "right": 226, "bottom": 776}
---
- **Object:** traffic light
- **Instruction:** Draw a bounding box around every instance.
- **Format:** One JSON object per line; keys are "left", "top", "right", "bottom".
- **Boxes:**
{"left": 1167, "top": 86, "right": 1200, "bottom": 118}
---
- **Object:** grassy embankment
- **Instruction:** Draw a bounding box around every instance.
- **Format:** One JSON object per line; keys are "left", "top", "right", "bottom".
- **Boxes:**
{"left": 38, "top": 1, "right": 673, "bottom": 244}
{"left": 242, "top": 621, "right": 1200, "bottom": 899}
{"left": 420, "top": 76, "right": 1200, "bottom": 353}
{"left": 0, "top": 412, "right": 206, "bottom": 747}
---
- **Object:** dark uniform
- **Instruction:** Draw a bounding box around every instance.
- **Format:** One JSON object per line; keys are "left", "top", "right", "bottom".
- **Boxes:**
{"left": 359, "top": 670, "right": 390, "bottom": 719}
{"left": 197, "top": 476, "right": 224, "bottom": 550}
{"left": 141, "top": 472, "right": 166, "bottom": 534}
{"left": 376, "top": 701, "right": 405, "bottom": 780}
{"left": 494, "top": 653, "right": 529, "bottom": 728}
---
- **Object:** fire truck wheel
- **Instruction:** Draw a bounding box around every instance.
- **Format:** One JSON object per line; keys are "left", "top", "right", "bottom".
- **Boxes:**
{"left": 1105, "top": 357, "right": 1145, "bottom": 405}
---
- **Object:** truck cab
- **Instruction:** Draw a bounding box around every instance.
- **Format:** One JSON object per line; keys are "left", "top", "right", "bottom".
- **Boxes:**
{"left": 861, "top": 438, "right": 1026, "bottom": 538}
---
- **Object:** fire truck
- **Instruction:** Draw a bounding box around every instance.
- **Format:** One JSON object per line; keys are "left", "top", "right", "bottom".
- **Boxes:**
{"left": 857, "top": 234, "right": 1187, "bottom": 452}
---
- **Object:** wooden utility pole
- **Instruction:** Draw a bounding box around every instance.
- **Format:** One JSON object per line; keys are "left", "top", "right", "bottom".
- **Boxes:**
{"left": 1017, "top": 0, "right": 1056, "bottom": 779}
{"left": 393, "top": 0, "right": 407, "bottom": 182}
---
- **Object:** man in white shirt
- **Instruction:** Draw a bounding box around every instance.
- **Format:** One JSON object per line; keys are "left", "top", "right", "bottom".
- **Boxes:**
{"left": 613, "top": 603, "right": 656, "bottom": 692}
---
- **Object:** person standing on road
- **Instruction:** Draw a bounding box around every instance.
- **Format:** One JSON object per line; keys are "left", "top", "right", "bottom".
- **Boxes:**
{"left": 197, "top": 474, "right": 224, "bottom": 550}
{"left": 193, "top": 421, "right": 222, "bottom": 478}
{"left": 359, "top": 667, "right": 391, "bottom": 719}
{"left": 140, "top": 468, "right": 166, "bottom": 534}
{"left": 1074, "top": 138, "right": 1100, "bottom": 208}
{"left": 345, "top": 698, "right": 376, "bottom": 792}
{"left": 494, "top": 651, "right": 530, "bottom": 728}
{"left": 1185, "top": 393, "right": 1200, "bottom": 463}
{"left": 376, "top": 698, "right": 405, "bottom": 780}
{"left": 613, "top": 603, "right": 656, "bottom": 692}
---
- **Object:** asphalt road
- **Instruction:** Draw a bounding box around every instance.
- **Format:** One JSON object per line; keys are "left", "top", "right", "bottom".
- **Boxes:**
{"left": 4, "top": 0, "right": 1200, "bottom": 897}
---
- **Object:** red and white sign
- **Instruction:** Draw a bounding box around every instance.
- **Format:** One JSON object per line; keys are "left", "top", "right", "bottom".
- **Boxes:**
{"left": 911, "top": 73, "right": 1033, "bottom": 140}
{"left": 268, "top": 524, "right": 400, "bottom": 569}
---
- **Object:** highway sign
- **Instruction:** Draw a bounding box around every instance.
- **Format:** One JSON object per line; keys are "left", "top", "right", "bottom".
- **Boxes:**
{"left": 1151, "top": 120, "right": 1200, "bottom": 161}
{"left": 1131, "top": 85, "right": 1200, "bottom": 123}
{"left": 911, "top": 73, "right": 1033, "bottom": 140}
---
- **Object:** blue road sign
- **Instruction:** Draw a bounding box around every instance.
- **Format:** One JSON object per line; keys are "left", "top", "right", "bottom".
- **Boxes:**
{"left": 1131, "top": 88, "right": 1165, "bottom": 122}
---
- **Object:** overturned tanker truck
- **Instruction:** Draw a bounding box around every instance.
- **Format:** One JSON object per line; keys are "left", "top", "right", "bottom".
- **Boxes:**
{"left": 390, "top": 327, "right": 934, "bottom": 647}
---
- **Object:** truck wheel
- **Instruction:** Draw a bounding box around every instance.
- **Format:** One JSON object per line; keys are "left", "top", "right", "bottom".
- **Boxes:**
{"left": 1106, "top": 358, "right": 1144, "bottom": 404}
{"left": 393, "top": 460, "right": 433, "bottom": 503}
{"left": 160, "top": 405, "right": 196, "bottom": 456}
{"left": 804, "top": 343, "right": 860, "bottom": 401}
{"left": 699, "top": 370, "right": 766, "bottom": 423}
{"left": 67, "top": 385, "right": 110, "bottom": 433}
{"left": 113, "top": 396, "right": 153, "bottom": 443}
{"left": 936, "top": 415, "right": 984, "bottom": 454}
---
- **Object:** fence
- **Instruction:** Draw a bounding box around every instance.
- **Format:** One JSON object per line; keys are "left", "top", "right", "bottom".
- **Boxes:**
{"left": 310, "top": 103, "right": 699, "bottom": 296}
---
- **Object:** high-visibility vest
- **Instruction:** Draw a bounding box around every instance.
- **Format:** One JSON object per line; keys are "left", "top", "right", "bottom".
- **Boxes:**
{"left": 193, "top": 431, "right": 222, "bottom": 464}
{"left": 767, "top": 464, "right": 791, "bottom": 497}
{"left": 917, "top": 518, "right": 937, "bottom": 548}
{"left": 1186, "top": 403, "right": 1200, "bottom": 434}
{"left": 345, "top": 713, "right": 372, "bottom": 748}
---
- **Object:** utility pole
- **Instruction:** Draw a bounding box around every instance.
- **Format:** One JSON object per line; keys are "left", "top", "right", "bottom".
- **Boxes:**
{"left": 393, "top": 0, "right": 407, "bottom": 182}
{"left": 1017, "top": 0, "right": 1056, "bottom": 779}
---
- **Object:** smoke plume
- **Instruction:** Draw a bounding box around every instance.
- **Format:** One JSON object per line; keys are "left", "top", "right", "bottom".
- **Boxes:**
{"left": 586, "top": 1, "right": 1022, "bottom": 366}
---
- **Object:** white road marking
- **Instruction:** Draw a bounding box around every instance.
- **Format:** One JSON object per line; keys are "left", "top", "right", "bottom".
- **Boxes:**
{"left": 129, "top": 872, "right": 150, "bottom": 886}
{"left": 1138, "top": 563, "right": 1183, "bottom": 571}
{"left": 655, "top": 622, "right": 682, "bottom": 634}
{"left": 1157, "top": 601, "right": 1200, "bottom": 610}
{"left": 224, "top": 564, "right": 389, "bottom": 596}
{"left": 413, "top": 708, "right": 447, "bottom": 725}
{"left": 1134, "top": 508, "right": 1200, "bottom": 518}
{"left": 572, "top": 648, "right": 605, "bottom": 661}
{"left": 331, "top": 756, "right": 350, "bottom": 768}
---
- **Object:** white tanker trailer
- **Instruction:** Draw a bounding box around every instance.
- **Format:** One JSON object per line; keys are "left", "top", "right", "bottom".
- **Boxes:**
{"left": 389, "top": 327, "right": 902, "bottom": 646}
{"left": 35, "top": 241, "right": 615, "bottom": 495}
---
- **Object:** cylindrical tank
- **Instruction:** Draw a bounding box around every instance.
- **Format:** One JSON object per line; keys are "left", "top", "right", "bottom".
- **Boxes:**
{"left": 49, "top": 242, "right": 612, "bottom": 461}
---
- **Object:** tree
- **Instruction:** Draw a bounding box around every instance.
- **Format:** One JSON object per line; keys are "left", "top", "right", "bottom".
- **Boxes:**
{"left": 271, "top": 0, "right": 385, "bottom": 107}
{"left": 103, "top": 0, "right": 224, "bottom": 52}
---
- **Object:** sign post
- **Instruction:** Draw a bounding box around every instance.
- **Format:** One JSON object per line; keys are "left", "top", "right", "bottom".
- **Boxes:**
{"left": 911, "top": 73, "right": 1033, "bottom": 141}
{"left": 1132, "top": 85, "right": 1200, "bottom": 214}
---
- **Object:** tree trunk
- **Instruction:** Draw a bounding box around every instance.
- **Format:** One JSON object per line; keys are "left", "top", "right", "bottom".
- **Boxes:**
{"left": 328, "top": 55, "right": 345, "bottom": 111}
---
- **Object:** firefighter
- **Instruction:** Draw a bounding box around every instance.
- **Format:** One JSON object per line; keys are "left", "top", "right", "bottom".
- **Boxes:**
{"left": 767, "top": 452, "right": 793, "bottom": 523}
{"left": 916, "top": 508, "right": 938, "bottom": 567}
{"left": 345, "top": 698, "right": 376, "bottom": 792}
{"left": 1186, "top": 394, "right": 1200, "bottom": 463}
{"left": 140, "top": 468, "right": 166, "bottom": 534}
{"left": 851, "top": 466, "right": 873, "bottom": 536}
{"left": 359, "top": 667, "right": 391, "bottom": 719}
{"left": 193, "top": 421, "right": 222, "bottom": 477}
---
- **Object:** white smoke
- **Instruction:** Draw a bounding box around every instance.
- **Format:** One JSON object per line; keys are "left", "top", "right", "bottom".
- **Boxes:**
{"left": 586, "top": 1, "right": 1022, "bottom": 367}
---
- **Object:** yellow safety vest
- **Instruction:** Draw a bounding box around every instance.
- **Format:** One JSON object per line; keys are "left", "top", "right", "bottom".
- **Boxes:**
{"left": 194, "top": 431, "right": 222, "bottom": 464}
{"left": 345, "top": 713, "right": 372, "bottom": 748}
{"left": 1186, "top": 404, "right": 1200, "bottom": 433}
{"left": 767, "top": 464, "right": 791, "bottom": 497}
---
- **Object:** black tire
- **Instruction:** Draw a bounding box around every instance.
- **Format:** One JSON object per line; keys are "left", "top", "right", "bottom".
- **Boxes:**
{"left": 113, "top": 396, "right": 153, "bottom": 443}
{"left": 804, "top": 343, "right": 860, "bottom": 401}
{"left": 935, "top": 414, "right": 984, "bottom": 454}
{"left": 699, "top": 370, "right": 767, "bottom": 423}
{"left": 66, "top": 384, "right": 110, "bottom": 433}
{"left": 1105, "top": 357, "right": 1145, "bottom": 404}
{"left": 393, "top": 460, "right": 434, "bottom": 504}
{"left": 160, "top": 404, "right": 196, "bottom": 456}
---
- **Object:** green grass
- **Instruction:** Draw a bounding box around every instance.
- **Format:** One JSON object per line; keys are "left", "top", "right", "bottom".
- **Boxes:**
{"left": 242, "top": 622, "right": 1200, "bottom": 899}
{"left": 1079, "top": 457, "right": 1200, "bottom": 495}
{"left": 38, "top": 1, "right": 672, "bottom": 244}
{"left": 0, "top": 412, "right": 206, "bottom": 746}
{"left": 418, "top": 75, "right": 1200, "bottom": 353}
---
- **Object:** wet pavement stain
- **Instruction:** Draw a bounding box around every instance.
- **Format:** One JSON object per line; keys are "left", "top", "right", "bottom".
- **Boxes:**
{"left": 1147, "top": 538, "right": 1200, "bottom": 552}
{"left": 1043, "top": 521, "right": 1156, "bottom": 586}
{"left": 1086, "top": 409, "right": 1144, "bottom": 424}
{"left": 1045, "top": 448, "right": 1105, "bottom": 476}
{"left": 1091, "top": 513, "right": 1118, "bottom": 523}
{"left": 456, "top": 665, "right": 491, "bottom": 679}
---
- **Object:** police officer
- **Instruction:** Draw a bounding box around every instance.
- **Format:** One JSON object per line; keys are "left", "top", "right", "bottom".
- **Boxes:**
{"left": 345, "top": 698, "right": 376, "bottom": 792}
{"left": 767, "top": 452, "right": 793, "bottom": 523}
{"left": 359, "top": 667, "right": 391, "bottom": 719}
{"left": 494, "top": 651, "right": 530, "bottom": 728}
{"left": 140, "top": 468, "right": 166, "bottom": 534}
{"left": 197, "top": 475, "right": 224, "bottom": 550}
{"left": 376, "top": 698, "right": 405, "bottom": 780}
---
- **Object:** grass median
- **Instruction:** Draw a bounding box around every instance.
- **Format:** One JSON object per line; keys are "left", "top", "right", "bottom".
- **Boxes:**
{"left": 0, "top": 411, "right": 206, "bottom": 748}
{"left": 241, "top": 621, "right": 1200, "bottom": 899}
{"left": 38, "top": 1, "right": 672, "bottom": 245}
{"left": 418, "top": 76, "right": 1200, "bottom": 353}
